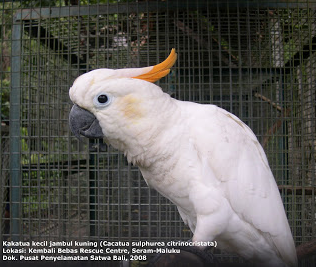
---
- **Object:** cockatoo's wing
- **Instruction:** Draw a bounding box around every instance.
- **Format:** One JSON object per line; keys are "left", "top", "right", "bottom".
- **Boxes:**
{"left": 184, "top": 103, "right": 297, "bottom": 267}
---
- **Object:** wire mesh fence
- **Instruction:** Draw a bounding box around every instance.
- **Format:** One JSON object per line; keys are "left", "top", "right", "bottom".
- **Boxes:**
{"left": 0, "top": 0, "right": 315, "bottom": 266}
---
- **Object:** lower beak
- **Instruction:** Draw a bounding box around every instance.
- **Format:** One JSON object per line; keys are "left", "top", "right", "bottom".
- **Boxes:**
{"left": 69, "top": 104, "right": 104, "bottom": 139}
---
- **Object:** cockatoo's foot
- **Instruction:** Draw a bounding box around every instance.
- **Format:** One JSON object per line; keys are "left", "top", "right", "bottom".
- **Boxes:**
{"left": 148, "top": 240, "right": 218, "bottom": 267}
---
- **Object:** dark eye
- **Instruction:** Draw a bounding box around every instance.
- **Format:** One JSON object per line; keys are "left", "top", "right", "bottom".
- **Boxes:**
{"left": 94, "top": 93, "right": 112, "bottom": 108}
{"left": 97, "top": 94, "right": 108, "bottom": 104}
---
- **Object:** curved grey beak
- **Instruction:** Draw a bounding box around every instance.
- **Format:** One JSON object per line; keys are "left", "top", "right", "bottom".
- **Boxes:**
{"left": 69, "top": 104, "right": 104, "bottom": 139}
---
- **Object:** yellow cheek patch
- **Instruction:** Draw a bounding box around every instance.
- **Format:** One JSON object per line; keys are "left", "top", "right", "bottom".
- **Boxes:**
{"left": 132, "top": 48, "right": 177, "bottom": 83}
{"left": 118, "top": 95, "right": 144, "bottom": 123}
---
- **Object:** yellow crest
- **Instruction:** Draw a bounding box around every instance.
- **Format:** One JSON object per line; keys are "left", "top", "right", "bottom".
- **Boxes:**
{"left": 132, "top": 49, "right": 177, "bottom": 83}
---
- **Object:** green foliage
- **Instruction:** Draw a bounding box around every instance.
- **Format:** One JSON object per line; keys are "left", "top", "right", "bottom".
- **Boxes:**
{"left": 283, "top": 38, "right": 296, "bottom": 64}
{"left": 0, "top": 3, "right": 14, "bottom": 120}
{"left": 20, "top": 125, "right": 65, "bottom": 215}
{"left": 21, "top": 0, "right": 132, "bottom": 7}
{"left": 0, "top": 78, "right": 10, "bottom": 119}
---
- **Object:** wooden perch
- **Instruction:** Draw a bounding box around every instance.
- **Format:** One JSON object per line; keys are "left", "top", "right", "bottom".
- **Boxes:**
{"left": 296, "top": 238, "right": 316, "bottom": 260}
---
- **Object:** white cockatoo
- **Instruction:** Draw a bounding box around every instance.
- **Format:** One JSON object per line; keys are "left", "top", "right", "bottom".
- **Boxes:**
{"left": 69, "top": 49, "right": 297, "bottom": 266}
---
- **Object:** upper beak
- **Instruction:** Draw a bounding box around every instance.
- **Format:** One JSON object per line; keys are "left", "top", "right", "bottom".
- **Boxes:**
{"left": 69, "top": 104, "right": 104, "bottom": 139}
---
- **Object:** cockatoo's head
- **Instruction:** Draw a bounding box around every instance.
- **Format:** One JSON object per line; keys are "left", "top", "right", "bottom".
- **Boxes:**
{"left": 69, "top": 49, "right": 177, "bottom": 154}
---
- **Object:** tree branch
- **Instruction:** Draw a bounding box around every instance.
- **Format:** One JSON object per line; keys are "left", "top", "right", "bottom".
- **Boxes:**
{"left": 174, "top": 20, "right": 237, "bottom": 67}
{"left": 262, "top": 108, "right": 291, "bottom": 148}
{"left": 254, "top": 92, "right": 283, "bottom": 112}
{"left": 296, "top": 239, "right": 316, "bottom": 260}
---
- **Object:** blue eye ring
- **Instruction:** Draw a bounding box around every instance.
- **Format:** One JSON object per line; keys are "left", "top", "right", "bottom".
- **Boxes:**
{"left": 93, "top": 93, "right": 112, "bottom": 108}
